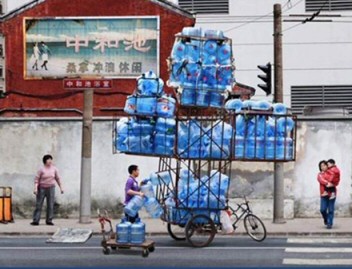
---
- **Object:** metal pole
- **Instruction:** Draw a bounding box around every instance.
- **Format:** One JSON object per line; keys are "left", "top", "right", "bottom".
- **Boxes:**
{"left": 79, "top": 89, "right": 93, "bottom": 223}
{"left": 273, "top": 3, "right": 285, "bottom": 224}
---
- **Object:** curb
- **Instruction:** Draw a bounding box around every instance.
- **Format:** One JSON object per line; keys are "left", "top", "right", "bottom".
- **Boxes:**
{"left": 1, "top": 232, "right": 352, "bottom": 237}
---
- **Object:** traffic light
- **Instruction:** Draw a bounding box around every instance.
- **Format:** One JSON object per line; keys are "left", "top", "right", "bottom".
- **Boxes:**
{"left": 257, "top": 63, "right": 272, "bottom": 96}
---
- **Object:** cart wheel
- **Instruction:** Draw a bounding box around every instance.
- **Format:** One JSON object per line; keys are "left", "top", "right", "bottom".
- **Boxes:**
{"left": 102, "top": 248, "right": 110, "bottom": 255}
{"left": 111, "top": 246, "right": 117, "bottom": 250}
{"left": 148, "top": 245, "right": 155, "bottom": 252}
{"left": 185, "top": 214, "right": 216, "bottom": 248}
{"left": 167, "top": 223, "right": 186, "bottom": 241}
{"left": 142, "top": 249, "right": 149, "bottom": 258}
{"left": 244, "top": 214, "right": 267, "bottom": 242}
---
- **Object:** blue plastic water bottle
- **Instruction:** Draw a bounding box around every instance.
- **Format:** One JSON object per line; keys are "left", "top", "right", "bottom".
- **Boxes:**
{"left": 217, "top": 66, "right": 232, "bottom": 90}
{"left": 226, "top": 99, "right": 243, "bottom": 112}
{"left": 196, "top": 90, "right": 210, "bottom": 107}
{"left": 154, "top": 133, "right": 175, "bottom": 155}
{"left": 124, "top": 95, "right": 137, "bottom": 115}
{"left": 218, "top": 43, "right": 231, "bottom": 65}
{"left": 273, "top": 103, "right": 287, "bottom": 115}
{"left": 202, "top": 53, "right": 217, "bottom": 65}
{"left": 181, "top": 88, "right": 196, "bottom": 106}
{"left": 140, "top": 181, "right": 155, "bottom": 198}
{"left": 130, "top": 218, "right": 145, "bottom": 244}
{"left": 116, "top": 218, "right": 131, "bottom": 243}
{"left": 245, "top": 137, "right": 256, "bottom": 159}
{"left": 234, "top": 136, "right": 245, "bottom": 158}
{"left": 124, "top": 195, "right": 145, "bottom": 218}
{"left": 182, "top": 27, "right": 202, "bottom": 37}
{"left": 209, "top": 92, "right": 224, "bottom": 108}
{"left": 144, "top": 197, "right": 163, "bottom": 218}
{"left": 136, "top": 96, "right": 157, "bottom": 116}
{"left": 171, "top": 41, "right": 187, "bottom": 61}
{"left": 255, "top": 136, "right": 265, "bottom": 159}
{"left": 204, "top": 40, "right": 218, "bottom": 55}
{"left": 156, "top": 96, "right": 176, "bottom": 118}
{"left": 155, "top": 118, "right": 176, "bottom": 134}
{"left": 265, "top": 137, "right": 275, "bottom": 159}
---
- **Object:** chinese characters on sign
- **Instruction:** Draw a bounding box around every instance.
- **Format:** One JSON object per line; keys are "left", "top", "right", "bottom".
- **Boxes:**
{"left": 25, "top": 17, "right": 159, "bottom": 79}
{"left": 63, "top": 79, "right": 112, "bottom": 89}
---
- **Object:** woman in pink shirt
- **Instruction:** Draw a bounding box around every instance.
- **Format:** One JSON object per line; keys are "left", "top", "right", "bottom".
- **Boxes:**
{"left": 30, "top": 155, "right": 64, "bottom": 226}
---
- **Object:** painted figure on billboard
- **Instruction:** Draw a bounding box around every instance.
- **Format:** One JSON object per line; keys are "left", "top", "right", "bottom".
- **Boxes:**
{"left": 24, "top": 17, "right": 159, "bottom": 79}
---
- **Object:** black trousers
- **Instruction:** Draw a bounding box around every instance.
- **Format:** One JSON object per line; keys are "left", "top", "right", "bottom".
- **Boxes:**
{"left": 33, "top": 186, "right": 55, "bottom": 223}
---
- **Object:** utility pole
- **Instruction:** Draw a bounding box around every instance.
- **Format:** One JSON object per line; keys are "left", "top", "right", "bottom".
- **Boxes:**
{"left": 79, "top": 89, "right": 93, "bottom": 223}
{"left": 273, "top": 3, "right": 285, "bottom": 224}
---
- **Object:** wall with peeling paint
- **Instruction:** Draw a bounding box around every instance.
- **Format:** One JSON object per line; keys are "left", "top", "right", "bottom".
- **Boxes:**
{"left": 0, "top": 118, "right": 351, "bottom": 219}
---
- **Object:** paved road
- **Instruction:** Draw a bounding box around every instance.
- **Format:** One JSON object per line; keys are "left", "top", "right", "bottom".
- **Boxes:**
{"left": 1, "top": 236, "right": 352, "bottom": 267}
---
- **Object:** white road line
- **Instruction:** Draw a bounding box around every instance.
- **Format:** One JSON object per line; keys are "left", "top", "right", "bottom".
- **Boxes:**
{"left": 283, "top": 259, "right": 352, "bottom": 265}
{"left": 0, "top": 246, "right": 285, "bottom": 250}
{"left": 288, "top": 238, "right": 352, "bottom": 244}
{"left": 286, "top": 247, "right": 352, "bottom": 253}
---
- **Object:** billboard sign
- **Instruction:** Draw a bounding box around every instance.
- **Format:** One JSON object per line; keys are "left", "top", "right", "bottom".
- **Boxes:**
{"left": 63, "top": 79, "right": 112, "bottom": 89}
{"left": 24, "top": 17, "right": 159, "bottom": 79}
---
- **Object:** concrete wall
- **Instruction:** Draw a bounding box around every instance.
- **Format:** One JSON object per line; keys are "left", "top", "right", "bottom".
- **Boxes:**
{"left": 0, "top": 118, "right": 351, "bottom": 219}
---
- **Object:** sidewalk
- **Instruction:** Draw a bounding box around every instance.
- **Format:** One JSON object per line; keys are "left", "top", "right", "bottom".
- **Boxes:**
{"left": 1, "top": 217, "right": 352, "bottom": 236}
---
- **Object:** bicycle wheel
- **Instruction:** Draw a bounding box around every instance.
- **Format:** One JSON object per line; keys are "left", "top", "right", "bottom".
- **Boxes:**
{"left": 167, "top": 223, "right": 186, "bottom": 241}
{"left": 185, "top": 214, "right": 216, "bottom": 248}
{"left": 244, "top": 214, "right": 266, "bottom": 242}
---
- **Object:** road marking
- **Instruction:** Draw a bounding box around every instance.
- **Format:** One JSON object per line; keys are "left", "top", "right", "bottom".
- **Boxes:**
{"left": 0, "top": 246, "right": 285, "bottom": 251}
{"left": 288, "top": 238, "right": 352, "bottom": 244}
{"left": 286, "top": 247, "right": 352, "bottom": 253}
{"left": 283, "top": 259, "right": 352, "bottom": 265}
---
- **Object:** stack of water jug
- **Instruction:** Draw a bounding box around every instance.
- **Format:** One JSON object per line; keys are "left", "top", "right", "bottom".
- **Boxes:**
{"left": 116, "top": 217, "right": 146, "bottom": 244}
{"left": 124, "top": 179, "right": 164, "bottom": 220}
{"left": 169, "top": 27, "right": 235, "bottom": 108}
{"left": 161, "top": 169, "right": 226, "bottom": 224}
{"left": 118, "top": 71, "right": 176, "bottom": 155}
{"left": 178, "top": 119, "right": 233, "bottom": 159}
{"left": 226, "top": 99, "right": 295, "bottom": 160}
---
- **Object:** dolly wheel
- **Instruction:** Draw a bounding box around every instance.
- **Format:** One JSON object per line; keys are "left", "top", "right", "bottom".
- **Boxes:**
{"left": 142, "top": 249, "right": 149, "bottom": 258}
{"left": 149, "top": 245, "right": 155, "bottom": 252}
{"left": 102, "top": 248, "right": 110, "bottom": 255}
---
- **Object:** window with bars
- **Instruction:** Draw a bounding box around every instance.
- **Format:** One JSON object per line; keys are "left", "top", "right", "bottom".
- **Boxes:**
{"left": 291, "top": 85, "right": 352, "bottom": 115}
{"left": 178, "top": 0, "right": 229, "bottom": 14}
{"left": 306, "top": 0, "right": 352, "bottom": 12}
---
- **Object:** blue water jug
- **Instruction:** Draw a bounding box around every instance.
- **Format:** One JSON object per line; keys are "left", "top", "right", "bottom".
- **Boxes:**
{"left": 196, "top": 90, "right": 210, "bottom": 107}
{"left": 208, "top": 144, "right": 230, "bottom": 159}
{"left": 226, "top": 99, "right": 243, "bottom": 112}
{"left": 273, "top": 103, "right": 287, "bottom": 115}
{"left": 252, "top": 100, "right": 272, "bottom": 111}
{"left": 116, "top": 119, "right": 130, "bottom": 152}
{"left": 150, "top": 171, "right": 172, "bottom": 185}
{"left": 204, "top": 40, "right": 218, "bottom": 55}
{"left": 131, "top": 119, "right": 154, "bottom": 136}
{"left": 181, "top": 88, "right": 196, "bottom": 106}
{"left": 138, "top": 71, "right": 163, "bottom": 96}
{"left": 265, "top": 137, "right": 275, "bottom": 159}
{"left": 234, "top": 136, "right": 245, "bottom": 158}
{"left": 255, "top": 136, "right": 265, "bottom": 159}
{"left": 185, "top": 43, "right": 200, "bottom": 63}
{"left": 124, "top": 95, "right": 137, "bottom": 115}
{"left": 184, "top": 63, "right": 201, "bottom": 87}
{"left": 140, "top": 181, "right": 155, "bottom": 198}
{"left": 124, "top": 195, "right": 145, "bottom": 217}
{"left": 116, "top": 218, "right": 131, "bottom": 243}
{"left": 172, "top": 41, "right": 187, "bottom": 61}
{"left": 126, "top": 134, "right": 153, "bottom": 154}
{"left": 170, "top": 61, "right": 186, "bottom": 86}
{"left": 217, "top": 66, "right": 232, "bottom": 90}
{"left": 202, "top": 53, "right": 217, "bottom": 65}
{"left": 218, "top": 43, "right": 231, "bottom": 65}
{"left": 156, "top": 96, "right": 176, "bottom": 118}
{"left": 242, "top": 100, "right": 255, "bottom": 110}
{"left": 155, "top": 118, "right": 176, "bottom": 134}
{"left": 275, "top": 137, "right": 293, "bottom": 160}
{"left": 209, "top": 92, "right": 224, "bottom": 108}
{"left": 136, "top": 96, "right": 157, "bottom": 116}
{"left": 130, "top": 218, "right": 145, "bottom": 244}
{"left": 165, "top": 197, "right": 176, "bottom": 222}
{"left": 201, "top": 66, "right": 217, "bottom": 88}
{"left": 154, "top": 133, "right": 175, "bottom": 155}
{"left": 245, "top": 137, "right": 256, "bottom": 159}
{"left": 182, "top": 27, "right": 202, "bottom": 37}
{"left": 204, "top": 29, "right": 224, "bottom": 39}
{"left": 144, "top": 197, "right": 163, "bottom": 218}
{"left": 255, "top": 116, "right": 267, "bottom": 137}
{"left": 277, "top": 117, "right": 295, "bottom": 135}
{"left": 149, "top": 172, "right": 159, "bottom": 186}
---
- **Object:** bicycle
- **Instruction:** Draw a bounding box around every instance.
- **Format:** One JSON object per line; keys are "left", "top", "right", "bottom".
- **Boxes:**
{"left": 226, "top": 196, "right": 267, "bottom": 242}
